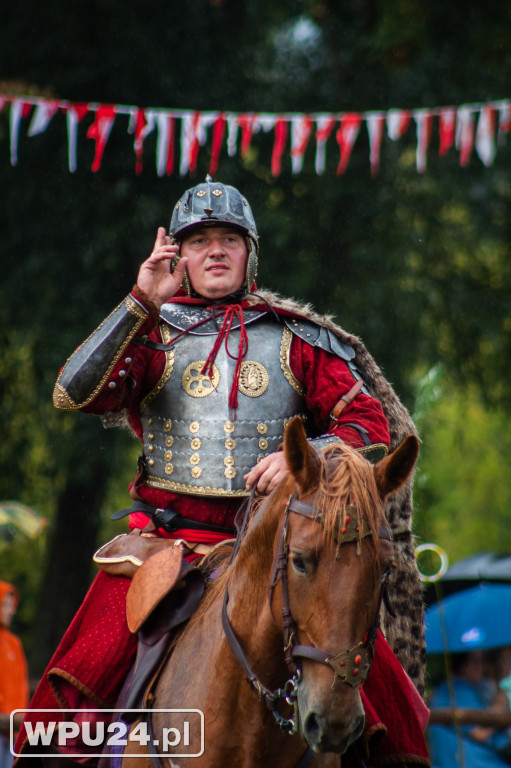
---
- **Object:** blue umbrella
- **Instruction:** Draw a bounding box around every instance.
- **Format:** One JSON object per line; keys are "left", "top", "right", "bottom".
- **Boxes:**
{"left": 425, "top": 583, "right": 511, "bottom": 653}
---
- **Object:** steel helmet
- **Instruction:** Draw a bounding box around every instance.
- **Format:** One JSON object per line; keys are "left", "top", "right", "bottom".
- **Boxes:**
{"left": 169, "top": 176, "right": 259, "bottom": 295}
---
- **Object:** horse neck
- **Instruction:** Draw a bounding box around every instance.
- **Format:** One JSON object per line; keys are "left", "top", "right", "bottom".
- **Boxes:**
{"left": 224, "top": 490, "right": 290, "bottom": 674}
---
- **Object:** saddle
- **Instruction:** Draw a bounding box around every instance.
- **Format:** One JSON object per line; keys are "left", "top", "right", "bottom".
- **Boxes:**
{"left": 94, "top": 532, "right": 206, "bottom": 720}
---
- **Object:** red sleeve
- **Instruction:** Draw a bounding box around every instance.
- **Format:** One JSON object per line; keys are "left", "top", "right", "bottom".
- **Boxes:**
{"left": 290, "top": 335, "right": 390, "bottom": 449}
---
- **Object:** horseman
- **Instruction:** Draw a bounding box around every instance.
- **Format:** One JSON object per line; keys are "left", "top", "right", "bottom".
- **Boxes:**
{"left": 16, "top": 177, "right": 428, "bottom": 766}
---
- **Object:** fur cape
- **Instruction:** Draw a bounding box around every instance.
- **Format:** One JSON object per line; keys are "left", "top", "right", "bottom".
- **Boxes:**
{"left": 248, "top": 289, "right": 426, "bottom": 695}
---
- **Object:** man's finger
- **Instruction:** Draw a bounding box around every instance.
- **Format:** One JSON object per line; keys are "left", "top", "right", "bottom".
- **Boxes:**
{"left": 153, "top": 226, "right": 166, "bottom": 252}
{"left": 256, "top": 468, "right": 281, "bottom": 494}
{"left": 244, "top": 458, "right": 268, "bottom": 490}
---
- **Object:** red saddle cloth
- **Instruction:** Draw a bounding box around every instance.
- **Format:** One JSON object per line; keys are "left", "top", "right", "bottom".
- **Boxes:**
{"left": 15, "top": 571, "right": 429, "bottom": 766}
{"left": 14, "top": 572, "right": 137, "bottom": 764}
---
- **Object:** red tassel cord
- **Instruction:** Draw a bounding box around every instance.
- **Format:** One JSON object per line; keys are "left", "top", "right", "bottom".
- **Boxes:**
{"left": 201, "top": 304, "right": 248, "bottom": 413}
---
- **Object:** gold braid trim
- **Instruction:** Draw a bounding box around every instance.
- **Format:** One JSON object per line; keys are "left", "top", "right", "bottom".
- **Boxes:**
{"left": 279, "top": 325, "right": 304, "bottom": 395}
{"left": 140, "top": 321, "right": 175, "bottom": 412}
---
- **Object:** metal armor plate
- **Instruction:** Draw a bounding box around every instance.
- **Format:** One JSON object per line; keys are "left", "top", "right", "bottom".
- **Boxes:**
{"left": 141, "top": 314, "right": 306, "bottom": 497}
{"left": 53, "top": 295, "right": 148, "bottom": 410}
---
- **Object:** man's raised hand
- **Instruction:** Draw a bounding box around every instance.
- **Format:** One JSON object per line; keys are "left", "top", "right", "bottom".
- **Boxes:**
{"left": 136, "top": 227, "right": 189, "bottom": 309}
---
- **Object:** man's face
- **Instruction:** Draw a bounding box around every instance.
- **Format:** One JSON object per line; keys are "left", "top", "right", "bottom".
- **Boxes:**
{"left": 180, "top": 226, "right": 248, "bottom": 300}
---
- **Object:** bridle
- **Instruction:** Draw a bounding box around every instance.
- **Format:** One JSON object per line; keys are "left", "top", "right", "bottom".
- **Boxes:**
{"left": 222, "top": 491, "right": 393, "bottom": 736}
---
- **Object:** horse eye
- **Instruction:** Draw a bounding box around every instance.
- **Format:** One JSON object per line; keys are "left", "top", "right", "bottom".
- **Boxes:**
{"left": 291, "top": 553, "right": 310, "bottom": 575}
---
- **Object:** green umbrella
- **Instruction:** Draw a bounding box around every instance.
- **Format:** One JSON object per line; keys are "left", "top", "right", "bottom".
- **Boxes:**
{"left": 0, "top": 501, "right": 47, "bottom": 547}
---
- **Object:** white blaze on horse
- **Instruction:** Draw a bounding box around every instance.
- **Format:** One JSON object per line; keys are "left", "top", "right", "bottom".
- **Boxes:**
{"left": 121, "top": 417, "right": 419, "bottom": 768}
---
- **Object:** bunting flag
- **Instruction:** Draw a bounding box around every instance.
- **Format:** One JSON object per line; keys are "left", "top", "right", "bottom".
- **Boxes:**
{"left": 129, "top": 107, "right": 156, "bottom": 175}
{"left": 438, "top": 108, "right": 456, "bottom": 156}
{"left": 9, "top": 99, "right": 32, "bottom": 165}
{"left": 335, "top": 113, "right": 361, "bottom": 175}
{"left": 456, "top": 106, "right": 476, "bottom": 168}
{"left": 271, "top": 117, "right": 288, "bottom": 176}
{"left": 27, "top": 100, "right": 58, "bottom": 137}
{"left": 87, "top": 104, "right": 116, "bottom": 172}
{"left": 414, "top": 109, "right": 433, "bottom": 173}
{"left": 1, "top": 92, "right": 510, "bottom": 178}
{"left": 209, "top": 113, "right": 226, "bottom": 176}
{"left": 314, "top": 115, "right": 336, "bottom": 175}
{"left": 238, "top": 113, "right": 258, "bottom": 157}
{"left": 386, "top": 109, "right": 411, "bottom": 141}
{"left": 153, "top": 111, "right": 175, "bottom": 176}
{"left": 63, "top": 103, "right": 89, "bottom": 172}
{"left": 475, "top": 106, "right": 497, "bottom": 167}
{"left": 498, "top": 102, "right": 511, "bottom": 144}
{"left": 366, "top": 112, "right": 385, "bottom": 177}
{"left": 290, "top": 114, "right": 313, "bottom": 174}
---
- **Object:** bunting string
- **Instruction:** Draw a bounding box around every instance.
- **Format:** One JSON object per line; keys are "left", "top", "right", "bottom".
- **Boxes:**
{"left": 1, "top": 93, "right": 510, "bottom": 177}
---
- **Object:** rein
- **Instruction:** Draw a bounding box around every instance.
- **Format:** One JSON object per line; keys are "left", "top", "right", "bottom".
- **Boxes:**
{"left": 222, "top": 491, "right": 393, "bottom": 736}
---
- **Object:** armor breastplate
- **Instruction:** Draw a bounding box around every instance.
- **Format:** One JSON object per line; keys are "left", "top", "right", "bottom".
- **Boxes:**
{"left": 140, "top": 307, "right": 306, "bottom": 497}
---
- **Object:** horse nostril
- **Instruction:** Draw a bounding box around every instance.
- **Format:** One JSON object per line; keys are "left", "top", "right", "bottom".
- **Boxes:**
{"left": 303, "top": 711, "right": 322, "bottom": 743}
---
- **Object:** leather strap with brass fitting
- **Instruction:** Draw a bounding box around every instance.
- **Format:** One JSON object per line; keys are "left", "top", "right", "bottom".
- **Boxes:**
{"left": 329, "top": 379, "right": 364, "bottom": 425}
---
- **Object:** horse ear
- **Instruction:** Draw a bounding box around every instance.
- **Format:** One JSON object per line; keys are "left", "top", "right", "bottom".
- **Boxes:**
{"left": 284, "top": 416, "right": 321, "bottom": 494}
{"left": 373, "top": 434, "right": 420, "bottom": 500}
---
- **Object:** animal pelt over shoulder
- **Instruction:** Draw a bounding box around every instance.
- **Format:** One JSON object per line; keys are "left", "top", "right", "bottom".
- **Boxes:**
{"left": 248, "top": 289, "right": 426, "bottom": 695}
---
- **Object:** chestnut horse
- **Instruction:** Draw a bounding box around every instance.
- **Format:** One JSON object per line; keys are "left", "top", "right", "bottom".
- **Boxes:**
{"left": 122, "top": 417, "right": 419, "bottom": 768}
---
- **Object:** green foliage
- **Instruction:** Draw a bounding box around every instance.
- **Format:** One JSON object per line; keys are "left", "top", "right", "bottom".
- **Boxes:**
{"left": 414, "top": 371, "right": 511, "bottom": 563}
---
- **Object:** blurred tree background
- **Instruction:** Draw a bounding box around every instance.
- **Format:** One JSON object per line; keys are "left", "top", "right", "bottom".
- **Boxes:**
{"left": 1, "top": 0, "right": 511, "bottom": 677}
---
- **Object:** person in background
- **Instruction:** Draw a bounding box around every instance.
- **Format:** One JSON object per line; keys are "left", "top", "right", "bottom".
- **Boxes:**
{"left": 482, "top": 647, "right": 511, "bottom": 713}
{"left": 0, "top": 582, "right": 29, "bottom": 768}
{"left": 428, "top": 650, "right": 511, "bottom": 767}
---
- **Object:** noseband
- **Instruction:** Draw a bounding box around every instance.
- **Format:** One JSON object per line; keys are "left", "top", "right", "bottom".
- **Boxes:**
{"left": 221, "top": 491, "right": 392, "bottom": 735}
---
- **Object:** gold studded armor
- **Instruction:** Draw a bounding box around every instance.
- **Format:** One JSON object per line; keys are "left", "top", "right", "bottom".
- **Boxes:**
{"left": 140, "top": 305, "right": 307, "bottom": 497}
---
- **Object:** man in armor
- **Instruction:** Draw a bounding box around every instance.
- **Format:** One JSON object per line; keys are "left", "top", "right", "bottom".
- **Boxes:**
{"left": 16, "top": 177, "right": 428, "bottom": 766}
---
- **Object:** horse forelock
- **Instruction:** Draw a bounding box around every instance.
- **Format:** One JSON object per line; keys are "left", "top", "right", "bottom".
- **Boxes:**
{"left": 315, "top": 444, "right": 385, "bottom": 548}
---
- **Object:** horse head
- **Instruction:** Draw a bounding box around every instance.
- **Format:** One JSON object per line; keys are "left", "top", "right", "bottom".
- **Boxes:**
{"left": 278, "top": 416, "right": 419, "bottom": 754}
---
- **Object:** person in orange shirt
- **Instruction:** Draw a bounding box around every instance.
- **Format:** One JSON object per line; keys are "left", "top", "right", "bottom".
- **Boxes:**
{"left": 0, "top": 582, "right": 28, "bottom": 768}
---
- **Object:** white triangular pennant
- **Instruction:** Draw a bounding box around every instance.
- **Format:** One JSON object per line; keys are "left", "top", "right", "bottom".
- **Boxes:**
{"left": 475, "top": 107, "right": 496, "bottom": 167}
{"left": 27, "top": 100, "right": 58, "bottom": 137}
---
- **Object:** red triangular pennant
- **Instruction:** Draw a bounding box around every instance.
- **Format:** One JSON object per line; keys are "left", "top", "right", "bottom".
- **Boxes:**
{"left": 335, "top": 113, "right": 362, "bottom": 175}
{"left": 271, "top": 118, "right": 288, "bottom": 176}
{"left": 87, "top": 104, "right": 116, "bottom": 172}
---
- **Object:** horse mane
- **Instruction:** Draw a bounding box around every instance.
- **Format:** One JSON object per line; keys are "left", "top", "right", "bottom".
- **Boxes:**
{"left": 186, "top": 442, "right": 385, "bottom": 634}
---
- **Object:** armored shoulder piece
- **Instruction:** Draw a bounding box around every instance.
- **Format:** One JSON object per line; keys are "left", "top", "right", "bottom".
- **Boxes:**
{"left": 53, "top": 295, "right": 149, "bottom": 410}
{"left": 284, "top": 317, "right": 355, "bottom": 360}
{"left": 284, "top": 316, "right": 369, "bottom": 394}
